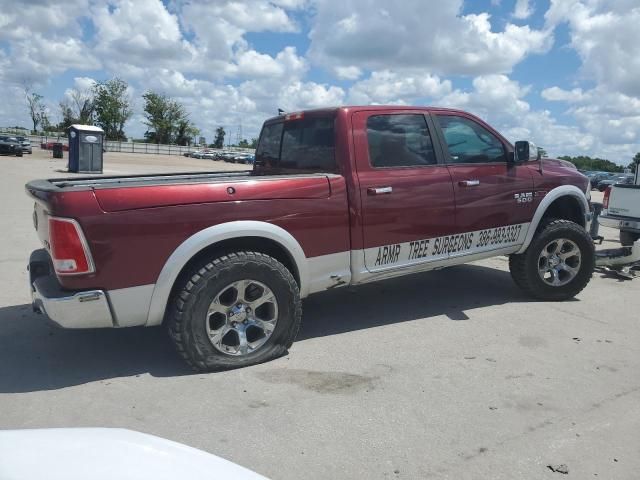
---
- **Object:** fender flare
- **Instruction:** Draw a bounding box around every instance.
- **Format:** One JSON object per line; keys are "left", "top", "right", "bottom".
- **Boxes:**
{"left": 145, "top": 221, "right": 309, "bottom": 326}
{"left": 516, "top": 185, "right": 589, "bottom": 254}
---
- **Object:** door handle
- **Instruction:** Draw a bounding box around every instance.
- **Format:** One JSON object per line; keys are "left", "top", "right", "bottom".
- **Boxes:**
{"left": 367, "top": 186, "right": 393, "bottom": 195}
{"left": 458, "top": 180, "right": 480, "bottom": 187}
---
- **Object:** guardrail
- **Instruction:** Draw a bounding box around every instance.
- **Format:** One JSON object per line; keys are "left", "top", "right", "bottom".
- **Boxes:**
{"left": 104, "top": 141, "right": 254, "bottom": 156}
{"left": 1, "top": 131, "right": 254, "bottom": 156}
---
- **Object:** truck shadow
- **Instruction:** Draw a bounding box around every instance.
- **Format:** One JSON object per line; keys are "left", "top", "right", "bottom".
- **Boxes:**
{"left": 297, "top": 263, "right": 528, "bottom": 340}
{"left": 0, "top": 264, "right": 529, "bottom": 393}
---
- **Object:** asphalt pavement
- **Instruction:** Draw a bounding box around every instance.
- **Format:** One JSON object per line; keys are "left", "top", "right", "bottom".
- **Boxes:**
{"left": 1, "top": 150, "right": 638, "bottom": 479}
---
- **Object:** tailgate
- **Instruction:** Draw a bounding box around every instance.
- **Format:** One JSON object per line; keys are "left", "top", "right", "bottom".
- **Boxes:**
{"left": 608, "top": 185, "right": 640, "bottom": 218}
{"left": 25, "top": 179, "right": 101, "bottom": 252}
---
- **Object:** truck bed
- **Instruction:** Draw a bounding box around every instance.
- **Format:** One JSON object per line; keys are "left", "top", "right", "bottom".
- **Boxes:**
{"left": 26, "top": 170, "right": 255, "bottom": 192}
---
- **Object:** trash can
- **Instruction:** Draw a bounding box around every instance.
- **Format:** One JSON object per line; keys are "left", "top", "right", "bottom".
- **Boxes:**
{"left": 52, "top": 143, "right": 64, "bottom": 159}
{"left": 68, "top": 124, "right": 104, "bottom": 173}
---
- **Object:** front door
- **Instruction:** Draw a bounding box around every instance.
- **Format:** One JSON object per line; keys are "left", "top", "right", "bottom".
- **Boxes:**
{"left": 353, "top": 110, "right": 457, "bottom": 272}
{"left": 433, "top": 112, "right": 534, "bottom": 256}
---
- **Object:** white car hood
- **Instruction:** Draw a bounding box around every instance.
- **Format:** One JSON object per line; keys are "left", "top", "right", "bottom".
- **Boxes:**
{"left": 0, "top": 428, "right": 268, "bottom": 480}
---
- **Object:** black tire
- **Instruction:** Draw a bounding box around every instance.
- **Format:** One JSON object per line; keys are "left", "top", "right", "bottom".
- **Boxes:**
{"left": 166, "top": 251, "right": 302, "bottom": 372}
{"left": 620, "top": 230, "right": 640, "bottom": 246}
{"left": 509, "top": 219, "right": 595, "bottom": 301}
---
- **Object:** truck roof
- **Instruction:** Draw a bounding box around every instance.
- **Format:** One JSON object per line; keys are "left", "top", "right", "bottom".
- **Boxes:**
{"left": 264, "top": 105, "right": 470, "bottom": 123}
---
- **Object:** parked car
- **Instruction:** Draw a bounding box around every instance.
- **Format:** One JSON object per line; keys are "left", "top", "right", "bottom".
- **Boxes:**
{"left": 597, "top": 175, "right": 633, "bottom": 191}
{"left": 0, "top": 136, "right": 23, "bottom": 156}
{"left": 221, "top": 151, "right": 238, "bottom": 162}
{"left": 599, "top": 160, "right": 640, "bottom": 254}
{"left": 41, "top": 141, "right": 69, "bottom": 151}
{"left": 15, "top": 136, "right": 33, "bottom": 154}
{"left": 26, "top": 106, "right": 594, "bottom": 372}
{"left": 231, "top": 153, "right": 255, "bottom": 164}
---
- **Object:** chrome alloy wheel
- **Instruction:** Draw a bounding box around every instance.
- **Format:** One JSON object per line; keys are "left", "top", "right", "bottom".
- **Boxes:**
{"left": 537, "top": 238, "right": 582, "bottom": 287}
{"left": 206, "top": 279, "right": 279, "bottom": 356}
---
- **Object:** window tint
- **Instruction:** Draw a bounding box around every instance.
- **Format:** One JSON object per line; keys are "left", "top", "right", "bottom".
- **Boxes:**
{"left": 280, "top": 117, "right": 336, "bottom": 171}
{"left": 255, "top": 117, "right": 336, "bottom": 173}
{"left": 255, "top": 122, "right": 283, "bottom": 168}
{"left": 367, "top": 114, "right": 436, "bottom": 168}
{"left": 437, "top": 115, "right": 506, "bottom": 164}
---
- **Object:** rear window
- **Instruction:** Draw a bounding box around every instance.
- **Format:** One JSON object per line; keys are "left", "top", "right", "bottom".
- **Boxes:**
{"left": 255, "top": 117, "right": 336, "bottom": 174}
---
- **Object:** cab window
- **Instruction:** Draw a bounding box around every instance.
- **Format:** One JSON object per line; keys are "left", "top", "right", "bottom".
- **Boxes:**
{"left": 436, "top": 115, "right": 506, "bottom": 164}
{"left": 255, "top": 122, "right": 283, "bottom": 169}
{"left": 255, "top": 117, "right": 336, "bottom": 174}
{"left": 367, "top": 114, "right": 436, "bottom": 168}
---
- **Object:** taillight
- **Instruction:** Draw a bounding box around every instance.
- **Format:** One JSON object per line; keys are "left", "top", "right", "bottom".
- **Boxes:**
{"left": 48, "top": 217, "right": 94, "bottom": 275}
{"left": 603, "top": 186, "right": 612, "bottom": 209}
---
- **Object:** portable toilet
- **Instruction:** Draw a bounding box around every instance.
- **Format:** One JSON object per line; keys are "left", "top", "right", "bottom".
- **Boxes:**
{"left": 68, "top": 125, "right": 104, "bottom": 173}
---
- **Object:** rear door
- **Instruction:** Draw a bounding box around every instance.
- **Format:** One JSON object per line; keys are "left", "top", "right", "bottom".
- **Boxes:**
{"left": 432, "top": 112, "right": 533, "bottom": 255}
{"left": 353, "top": 110, "right": 457, "bottom": 272}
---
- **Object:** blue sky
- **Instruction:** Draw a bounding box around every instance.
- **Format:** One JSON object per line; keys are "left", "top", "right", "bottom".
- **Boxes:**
{"left": 0, "top": 0, "right": 638, "bottom": 163}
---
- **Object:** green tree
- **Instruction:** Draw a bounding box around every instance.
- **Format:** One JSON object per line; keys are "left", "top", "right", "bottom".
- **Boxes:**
{"left": 175, "top": 119, "right": 200, "bottom": 146}
{"left": 93, "top": 78, "right": 132, "bottom": 140}
{"left": 58, "top": 88, "right": 94, "bottom": 130}
{"left": 213, "top": 127, "right": 226, "bottom": 149}
{"left": 630, "top": 152, "right": 640, "bottom": 172}
{"left": 59, "top": 102, "right": 75, "bottom": 131}
{"left": 558, "top": 155, "right": 624, "bottom": 173}
{"left": 249, "top": 137, "right": 258, "bottom": 149}
{"left": 237, "top": 138, "right": 250, "bottom": 148}
{"left": 142, "top": 91, "right": 196, "bottom": 144}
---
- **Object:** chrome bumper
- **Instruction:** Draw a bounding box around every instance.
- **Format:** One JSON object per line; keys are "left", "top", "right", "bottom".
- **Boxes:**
{"left": 599, "top": 213, "right": 640, "bottom": 233}
{"left": 29, "top": 249, "right": 115, "bottom": 328}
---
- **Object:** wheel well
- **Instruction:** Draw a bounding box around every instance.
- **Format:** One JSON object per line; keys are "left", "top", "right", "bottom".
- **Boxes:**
{"left": 541, "top": 196, "right": 585, "bottom": 228}
{"left": 170, "top": 236, "right": 301, "bottom": 297}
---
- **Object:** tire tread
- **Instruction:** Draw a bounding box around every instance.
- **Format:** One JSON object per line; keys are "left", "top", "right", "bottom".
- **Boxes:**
{"left": 509, "top": 219, "right": 594, "bottom": 301}
{"left": 166, "top": 251, "right": 301, "bottom": 372}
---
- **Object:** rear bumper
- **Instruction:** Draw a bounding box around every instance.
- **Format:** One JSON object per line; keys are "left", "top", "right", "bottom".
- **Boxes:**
{"left": 599, "top": 213, "right": 640, "bottom": 233}
{"left": 29, "top": 249, "right": 115, "bottom": 328}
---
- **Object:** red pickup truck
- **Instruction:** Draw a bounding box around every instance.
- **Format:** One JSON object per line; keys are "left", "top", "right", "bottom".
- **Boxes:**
{"left": 27, "top": 106, "right": 594, "bottom": 371}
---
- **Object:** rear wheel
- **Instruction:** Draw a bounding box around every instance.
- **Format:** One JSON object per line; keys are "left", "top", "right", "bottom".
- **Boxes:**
{"left": 509, "top": 219, "right": 595, "bottom": 301}
{"left": 166, "top": 251, "right": 302, "bottom": 372}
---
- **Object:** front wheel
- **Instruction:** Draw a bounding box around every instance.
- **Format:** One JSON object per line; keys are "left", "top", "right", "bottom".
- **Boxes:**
{"left": 166, "top": 251, "right": 302, "bottom": 372}
{"left": 509, "top": 220, "right": 595, "bottom": 301}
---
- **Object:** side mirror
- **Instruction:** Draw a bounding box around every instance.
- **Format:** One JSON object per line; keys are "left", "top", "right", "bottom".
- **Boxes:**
{"left": 514, "top": 141, "right": 540, "bottom": 162}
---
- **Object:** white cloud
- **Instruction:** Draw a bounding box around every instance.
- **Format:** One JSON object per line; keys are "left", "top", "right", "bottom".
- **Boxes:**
{"left": 513, "top": 0, "right": 534, "bottom": 19}
{"left": 541, "top": 86, "right": 584, "bottom": 102}
{"left": 334, "top": 66, "right": 363, "bottom": 81}
{"left": 0, "top": 0, "right": 638, "bottom": 164}
{"left": 348, "top": 70, "right": 452, "bottom": 104}
{"left": 439, "top": 75, "right": 637, "bottom": 161}
{"left": 309, "top": 0, "right": 552, "bottom": 75}
{"left": 545, "top": 0, "right": 640, "bottom": 97}
{"left": 92, "top": 0, "right": 198, "bottom": 72}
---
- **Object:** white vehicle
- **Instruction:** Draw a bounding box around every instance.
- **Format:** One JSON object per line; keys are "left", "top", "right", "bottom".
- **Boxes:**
{"left": 596, "top": 158, "right": 640, "bottom": 270}
{"left": 600, "top": 160, "right": 640, "bottom": 246}
{"left": 0, "top": 428, "right": 268, "bottom": 480}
